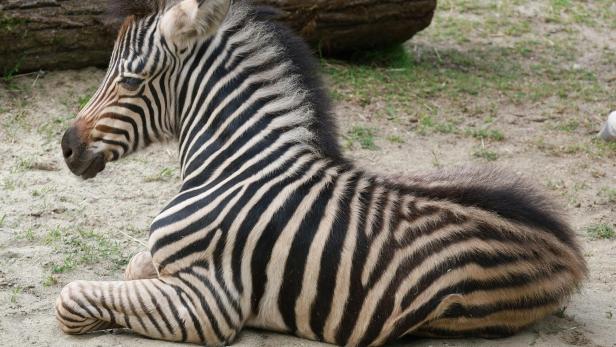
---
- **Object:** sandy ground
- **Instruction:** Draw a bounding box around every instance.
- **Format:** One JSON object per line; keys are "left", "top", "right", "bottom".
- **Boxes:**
{"left": 0, "top": 70, "right": 614, "bottom": 346}
{"left": 1, "top": 1, "right": 615, "bottom": 346}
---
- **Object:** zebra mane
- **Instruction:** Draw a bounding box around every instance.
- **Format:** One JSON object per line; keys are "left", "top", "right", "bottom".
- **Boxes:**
{"left": 107, "top": 0, "right": 279, "bottom": 20}
{"left": 107, "top": 0, "right": 167, "bottom": 19}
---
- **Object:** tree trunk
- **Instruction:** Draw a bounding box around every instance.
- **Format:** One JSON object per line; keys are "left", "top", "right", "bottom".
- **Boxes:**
{"left": 260, "top": 0, "right": 436, "bottom": 55}
{"left": 0, "top": 0, "right": 436, "bottom": 74}
{"left": 0, "top": 0, "right": 115, "bottom": 74}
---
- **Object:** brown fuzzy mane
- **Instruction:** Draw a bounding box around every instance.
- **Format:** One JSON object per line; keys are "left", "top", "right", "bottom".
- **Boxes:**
{"left": 107, "top": 0, "right": 166, "bottom": 19}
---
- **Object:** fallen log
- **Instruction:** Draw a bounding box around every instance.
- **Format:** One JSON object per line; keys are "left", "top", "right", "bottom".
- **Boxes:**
{"left": 0, "top": 0, "right": 436, "bottom": 73}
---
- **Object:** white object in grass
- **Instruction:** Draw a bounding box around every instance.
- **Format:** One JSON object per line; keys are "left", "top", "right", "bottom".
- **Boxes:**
{"left": 599, "top": 111, "right": 616, "bottom": 141}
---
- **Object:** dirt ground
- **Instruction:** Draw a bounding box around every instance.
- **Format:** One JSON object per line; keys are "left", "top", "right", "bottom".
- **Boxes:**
{"left": 1, "top": 0, "right": 615, "bottom": 346}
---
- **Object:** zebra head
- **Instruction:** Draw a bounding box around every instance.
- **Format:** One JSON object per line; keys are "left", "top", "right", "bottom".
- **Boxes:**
{"left": 61, "top": 0, "right": 231, "bottom": 179}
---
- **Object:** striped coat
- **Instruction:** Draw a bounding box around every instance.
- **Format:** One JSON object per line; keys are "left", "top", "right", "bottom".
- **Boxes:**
{"left": 56, "top": 0, "right": 587, "bottom": 345}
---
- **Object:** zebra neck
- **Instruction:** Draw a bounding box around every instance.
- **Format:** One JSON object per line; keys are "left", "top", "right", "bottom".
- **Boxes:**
{"left": 173, "top": 38, "right": 332, "bottom": 186}
{"left": 176, "top": 102, "right": 317, "bottom": 189}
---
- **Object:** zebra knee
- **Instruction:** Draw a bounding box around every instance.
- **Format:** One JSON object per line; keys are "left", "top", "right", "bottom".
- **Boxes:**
{"left": 124, "top": 251, "right": 158, "bottom": 280}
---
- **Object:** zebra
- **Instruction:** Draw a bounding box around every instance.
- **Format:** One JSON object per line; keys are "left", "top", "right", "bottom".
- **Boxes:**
{"left": 56, "top": 0, "right": 587, "bottom": 345}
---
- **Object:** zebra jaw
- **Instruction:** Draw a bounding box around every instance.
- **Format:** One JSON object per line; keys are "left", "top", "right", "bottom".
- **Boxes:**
{"left": 65, "top": 151, "right": 106, "bottom": 180}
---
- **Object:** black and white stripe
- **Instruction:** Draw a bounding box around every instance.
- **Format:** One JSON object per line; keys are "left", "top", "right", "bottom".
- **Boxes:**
{"left": 56, "top": 1, "right": 587, "bottom": 346}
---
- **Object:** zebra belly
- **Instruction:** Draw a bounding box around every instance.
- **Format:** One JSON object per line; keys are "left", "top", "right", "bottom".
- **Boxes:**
{"left": 245, "top": 246, "right": 356, "bottom": 342}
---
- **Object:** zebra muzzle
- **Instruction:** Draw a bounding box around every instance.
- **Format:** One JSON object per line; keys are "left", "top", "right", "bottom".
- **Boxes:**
{"left": 61, "top": 126, "right": 106, "bottom": 179}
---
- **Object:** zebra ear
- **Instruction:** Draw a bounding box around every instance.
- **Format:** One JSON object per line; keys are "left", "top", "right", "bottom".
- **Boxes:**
{"left": 160, "top": 0, "right": 230, "bottom": 46}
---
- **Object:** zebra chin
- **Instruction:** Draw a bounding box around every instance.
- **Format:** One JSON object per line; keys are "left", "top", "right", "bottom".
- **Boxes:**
{"left": 64, "top": 150, "right": 107, "bottom": 180}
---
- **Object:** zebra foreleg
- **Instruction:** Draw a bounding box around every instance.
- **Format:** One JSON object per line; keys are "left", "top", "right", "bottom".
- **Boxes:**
{"left": 124, "top": 251, "right": 158, "bottom": 280}
{"left": 56, "top": 278, "right": 239, "bottom": 345}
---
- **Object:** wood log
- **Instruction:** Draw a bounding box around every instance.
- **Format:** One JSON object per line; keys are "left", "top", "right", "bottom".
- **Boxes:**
{"left": 0, "top": 0, "right": 436, "bottom": 73}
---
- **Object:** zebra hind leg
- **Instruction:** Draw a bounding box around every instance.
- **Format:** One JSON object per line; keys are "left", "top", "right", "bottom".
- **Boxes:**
{"left": 124, "top": 250, "right": 158, "bottom": 280}
{"left": 56, "top": 277, "right": 239, "bottom": 344}
{"left": 414, "top": 293, "right": 564, "bottom": 339}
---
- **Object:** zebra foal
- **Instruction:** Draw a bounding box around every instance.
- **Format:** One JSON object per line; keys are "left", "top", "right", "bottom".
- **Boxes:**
{"left": 56, "top": 0, "right": 587, "bottom": 345}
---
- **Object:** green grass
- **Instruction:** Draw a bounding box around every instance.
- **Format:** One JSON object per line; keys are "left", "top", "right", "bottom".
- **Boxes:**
{"left": 144, "top": 167, "right": 177, "bottom": 182}
{"left": 37, "top": 114, "right": 74, "bottom": 142}
{"left": 417, "top": 115, "right": 457, "bottom": 135}
{"left": 0, "top": 214, "right": 5, "bottom": 228}
{"left": 77, "top": 94, "right": 92, "bottom": 111}
{"left": 533, "top": 136, "right": 616, "bottom": 159}
{"left": 42, "top": 275, "right": 58, "bottom": 287}
{"left": 592, "top": 139, "right": 616, "bottom": 159}
{"left": 43, "top": 227, "right": 129, "bottom": 277}
{"left": 586, "top": 224, "right": 615, "bottom": 240}
{"left": 50, "top": 257, "right": 77, "bottom": 274}
{"left": 2, "top": 60, "right": 22, "bottom": 91}
{"left": 321, "top": 0, "right": 612, "bottom": 149}
{"left": 386, "top": 135, "right": 405, "bottom": 144}
{"left": 345, "top": 126, "right": 378, "bottom": 150}
{"left": 12, "top": 157, "right": 36, "bottom": 173}
{"left": 2, "top": 63, "right": 19, "bottom": 83}
{"left": 2, "top": 178, "right": 19, "bottom": 191}
{"left": 466, "top": 128, "right": 505, "bottom": 141}
{"left": 599, "top": 187, "right": 616, "bottom": 203}
{"left": 323, "top": 43, "right": 521, "bottom": 119}
{"left": 473, "top": 146, "right": 499, "bottom": 161}
{"left": 556, "top": 119, "right": 580, "bottom": 132}
{"left": 17, "top": 228, "right": 36, "bottom": 242}
{"left": 9, "top": 287, "right": 22, "bottom": 304}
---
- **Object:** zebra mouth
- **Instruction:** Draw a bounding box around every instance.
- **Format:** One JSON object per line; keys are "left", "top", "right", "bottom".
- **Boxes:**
{"left": 80, "top": 154, "right": 106, "bottom": 179}
{"left": 66, "top": 152, "right": 107, "bottom": 180}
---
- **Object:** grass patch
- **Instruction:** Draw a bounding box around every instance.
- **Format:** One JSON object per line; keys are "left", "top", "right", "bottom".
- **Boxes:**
{"left": 321, "top": 0, "right": 612, "bottom": 135}
{"left": 345, "top": 45, "right": 414, "bottom": 69}
{"left": 37, "top": 114, "right": 74, "bottom": 142}
{"left": 586, "top": 224, "right": 615, "bottom": 240}
{"left": 466, "top": 127, "right": 505, "bottom": 141}
{"left": 592, "top": 139, "right": 616, "bottom": 158}
{"left": 77, "top": 94, "right": 92, "bottom": 111}
{"left": 17, "top": 228, "right": 36, "bottom": 242}
{"left": 345, "top": 126, "right": 378, "bottom": 150}
{"left": 386, "top": 135, "right": 405, "bottom": 144}
{"left": 9, "top": 287, "right": 22, "bottom": 304}
{"left": 323, "top": 43, "right": 520, "bottom": 118}
{"left": 2, "top": 61, "right": 21, "bottom": 89}
{"left": 144, "top": 167, "right": 177, "bottom": 182}
{"left": 473, "top": 146, "right": 499, "bottom": 161}
{"left": 556, "top": 119, "right": 580, "bottom": 132}
{"left": 599, "top": 187, "right": 616, "bottom": 203}
{"left": 31, "top": 186, "right": 56, "bottom": 198}
{"left": 12, "top": 157, "right": 37, "bottom": 173}
{"left": 2, "top": 178, "right": 20, "bottom": 191}
{"left": 50, "top": 257, "right": 77, "bottom": 274}
{"left": 44, "top": 227, "right": 128, "bottom": 275}
{"left": 42, "top": 275, "right": 58, "bottom": 287}
{"left": 417, "top": 115, "right": 457, "bottom": 135}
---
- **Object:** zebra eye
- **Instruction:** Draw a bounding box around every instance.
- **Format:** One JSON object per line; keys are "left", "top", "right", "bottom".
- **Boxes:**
{"left": 119, "top": 76, "right": 144, "bottom": 91}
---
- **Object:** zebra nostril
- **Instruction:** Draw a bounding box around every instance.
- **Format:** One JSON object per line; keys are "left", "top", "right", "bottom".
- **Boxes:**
{"left": 61, "top": 126, "right": 84, "bottom": 164}
{"left": 63, "top": 147, "right": 73, "bottom": 159}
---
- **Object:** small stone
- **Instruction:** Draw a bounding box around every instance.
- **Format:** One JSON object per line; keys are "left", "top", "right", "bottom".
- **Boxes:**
{"left": 599, "top": 111, "right": 616, "bottom": 141}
